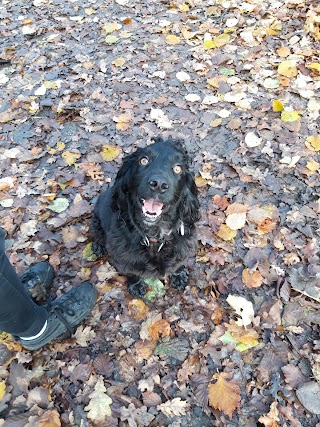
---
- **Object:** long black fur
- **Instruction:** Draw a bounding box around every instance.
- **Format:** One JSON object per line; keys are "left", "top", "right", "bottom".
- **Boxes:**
{"left": 90, "top": 136, "right": 200, "bottom": 298}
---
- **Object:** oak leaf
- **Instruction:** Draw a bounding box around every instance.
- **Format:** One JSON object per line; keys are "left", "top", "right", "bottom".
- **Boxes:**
{"left": 157, "top": 397, "right": 189, "bottom": 417}
{"left": 259, "top": 401, "right": 280, "bottom": 427}
{"left": 208, "top": 372, "right": 240, "bottom": 420}
{"left": 84, "top": 377, "right": 112, "bottom": 423}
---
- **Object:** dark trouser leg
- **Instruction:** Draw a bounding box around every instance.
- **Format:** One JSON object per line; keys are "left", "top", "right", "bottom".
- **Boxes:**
{"left": 0, "top": 227, "right": 48, "bottom": 337}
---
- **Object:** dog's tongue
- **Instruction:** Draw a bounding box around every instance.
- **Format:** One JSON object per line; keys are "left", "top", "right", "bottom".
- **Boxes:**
{"left": 143, "top": 199, "right": 163, "bottom": 215}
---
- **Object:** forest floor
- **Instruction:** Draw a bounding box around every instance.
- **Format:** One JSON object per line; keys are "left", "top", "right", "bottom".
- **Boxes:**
{"left": 0, "top": 0, "right": 320, "bottom": 426}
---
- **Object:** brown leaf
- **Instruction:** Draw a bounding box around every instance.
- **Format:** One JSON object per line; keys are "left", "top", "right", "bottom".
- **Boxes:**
{"left": 135, "top": 340, "right": 157, "bottom": 361}
{"left": 242, "top": 268, "right": 264, "bottom": 288}
{"left": 208, "top": 372, "right": 240, "bottom": 420}
{"left": 259, "top": 401, "right": 280, "bottom": 427}
{"left": 142, "top": 391, "right": 162, "bottom": 407}
{"left": 128, "top": 299, "right": 149, "bottom": 320}
{"left": 38, "top": 410, "right": 61, "bottom": 427}
{"left": 149, "top": 319, "right": 171, "bottom": 341}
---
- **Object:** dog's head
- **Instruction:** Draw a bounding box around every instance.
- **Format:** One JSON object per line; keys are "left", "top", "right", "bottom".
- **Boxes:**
{"left": 111, "top": 136, "right": 200, "bottom": 229}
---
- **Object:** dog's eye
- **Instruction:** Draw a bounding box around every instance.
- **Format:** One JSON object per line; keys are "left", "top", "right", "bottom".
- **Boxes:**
{"left": 173, "top": 165, "right": 182, "bottom": 174}
{"left": 140, "top": 157, "right": 149, "bottom": 166}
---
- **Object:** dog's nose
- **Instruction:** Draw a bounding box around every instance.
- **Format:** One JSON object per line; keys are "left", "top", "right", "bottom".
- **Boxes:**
{"left": 149, "top": 175, "right": 169, "bottom": 193}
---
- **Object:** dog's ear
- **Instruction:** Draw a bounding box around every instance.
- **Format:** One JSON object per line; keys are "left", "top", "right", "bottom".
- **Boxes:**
{"left": 111, "top": 153, "right": 138, "bottom": 211}
{"left": 177, "top": 171, "right": 200, "bottom": 230}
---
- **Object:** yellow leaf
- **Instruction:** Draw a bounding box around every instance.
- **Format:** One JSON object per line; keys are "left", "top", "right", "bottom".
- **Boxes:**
{"left": 277, "top": 47, "right": 291, "bottom": 58}
{"left": 210, "top": 118, "right": 222, "bottom": 127}
{"left": 281, "top": 111, "right": 300, "bottom": 122}
{"left": 212, "top": 33, "right": 230, "bottom": 48}
{"left": 203, "top": 39, "right": 216, "bottom": 49}
{"left": 38, "top": 410, "right": 61, "bottom": 427}
{"left": 56, "top": 141, "right": 65, "bottom": 151}
{"left": 103, "top": 22, "right": 122, "bottom": 34}
{"left": 272, "top": 99, "right": 284, "bottom": 112}
{"left": 307, "top": 63, "right": 320, "bottom": 73}
{"left": 44, "top": 80, "right": 61, "bottom": 89}
{"left": 305, "top": 135, "right": 320, "bottom": 152}
{"left": 278, "top": 61, "right": 297, "bottom": 78}
{"left": 306, "top": 159, "right": 319, "bottom": 171}
{"left": 112, "top": 57, "right": 126, "bottom": 67}
{"left": 62, "top": 151, "right": 81, "bottom": 166}
{"left": 195, "top": 176, "right": 210, "bottom": 187}
{"left": 165, "top": 35, "right": 181, "bottom": 45}
{"left": 179, "top": 3, "right": 189, "bottom": 12}
{"left": 149, "top": 319, "right": 171, "bottom": 341}
{"left": 216, "top": 224, "right": 237, "bottom": 241}
{"left": 208, "top": 372, "right": 240, "bottom": 420}
{"left": 128, "top": 299, "right": 149, "bottom": 320}
{"left": 242, "top": 268, "right": 263, "bottom": 288}
{"left": 0, "top": 381, "right": 6, "bottom": 400}
{"left": 113, "top": 113, "right": 132, "bottom": 131}
{"left": 100, "top": 144, "right": 121, "bottom": 161}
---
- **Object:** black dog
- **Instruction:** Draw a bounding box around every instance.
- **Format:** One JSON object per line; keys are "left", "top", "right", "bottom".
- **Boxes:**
{"left": 90, "top": 136, "right": 200, "bottom": 298}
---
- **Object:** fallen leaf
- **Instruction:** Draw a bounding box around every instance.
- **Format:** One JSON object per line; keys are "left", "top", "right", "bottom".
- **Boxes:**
{"left": 84, "top": 377, "right": 112, "bottom": 423}
{"left": 306, "top": 159, "right": 319, "bottom": 171}
{"left": 208, "top": 372, "right": 240, "bottom": 420}
{"left": 226, "top": 295, "right": 255, "bottom": 327}
{"left": 149, "top": 319, "right": 171, "bottom": 341}
{"left": 103, "top": 22, "right": 122, "bottom": 33}
{"left": 259, "top": 401, "right": 280, "bottom": 427}
{"left": 128, "top": 299, "right": 150, "bottom": 320}
{"left": 38, "top": 410, "right": 61, "bottom": 427}
{"left": 0, "top": 381, "right": 6, "bottom": 400}
{"left": 47, "top": 198, "right": 70, "bottom": 213}
{"left": 100, "top": 144, "right": 121, "bottom": 161}
{"left": 74, "top": 325, "right": 96, "bottom": 347}
{"left": 242, "top": 268, "right": 264, "bottom": 288}
{"left": 216, "top": 224, "right": 237, "bottom": 241}
{"left": 272, "top": 99, "right": 284, "bottom": 112}
{"left": 244, "top": 132, "right": 261, "bottom": 147}
{"left": 112, "top": 57, "right": 126, "bottom": 67}
{"left": 305, "top": 135, "right": 320, "bottom": 152}
{"left": 165, "top": 35, "right": 181, "bottom": 45}
{"left": 157, "top": 398, "right": 189, "bottom": 417}
{"left": 154, "top": 337, "right": 189, "bottom": 361}
{"left": 113, "top": 113, "right": 132, "bottom": 131}
{"left": 278, "top": 61, "right": 297, "bottom": 78}
{"left": 62, "top": 150, "right": 81, "bottom": 166}
{"left": 281, "top": 111, "right": 300, "bottom": 122}
{"left": 144, "top": 278, "right": 166, "bottom": 302}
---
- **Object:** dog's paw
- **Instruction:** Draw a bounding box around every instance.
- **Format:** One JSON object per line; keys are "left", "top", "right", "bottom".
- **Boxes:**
{"left": 92, "top": 241, "right": 106, "bottom": 258}
{"left": 128, "top": 280, "right": 148, "bottom": 298}
{"left": 171, "top": 270, "right": 189, "bottom": 290}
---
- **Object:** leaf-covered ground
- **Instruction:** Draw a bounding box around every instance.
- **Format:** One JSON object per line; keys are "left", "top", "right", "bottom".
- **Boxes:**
{"left": 0, "top": 0, "right": 320, "bottom": 426}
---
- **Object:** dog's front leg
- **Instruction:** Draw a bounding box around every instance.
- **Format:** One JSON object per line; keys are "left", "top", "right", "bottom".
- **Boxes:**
{"left": 90, "top": 215, "right": 107, "bottom": 258}
{"left": 127, "top": 275, "right": 148, "bottom": 298}
{"left": 170, "top": 268, "right": 189, "bottom": 290}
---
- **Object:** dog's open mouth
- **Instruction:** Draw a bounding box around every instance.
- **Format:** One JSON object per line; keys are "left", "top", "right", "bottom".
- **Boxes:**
{"left": 141, "top": 198, "right": 164, "bottom": 221}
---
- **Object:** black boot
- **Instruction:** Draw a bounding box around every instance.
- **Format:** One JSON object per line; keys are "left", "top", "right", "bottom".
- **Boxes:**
{"left": 20, "top": 261, "right": 55, "bottom": 302}
{"left": 18, "top": 282, "right": 97, "bottom": 351}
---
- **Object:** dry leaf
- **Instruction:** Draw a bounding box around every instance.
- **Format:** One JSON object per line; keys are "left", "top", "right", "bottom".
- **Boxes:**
{"left": 281, "top": 111, "right": 300, "bottom": 122}
{"left": 242, "top": 268, "right": 264, "bottom": 288}
{"left": 38, "top": 410, "right": 61, "bottom": 427}
{"left": 62, "top": 151, "right": 81, "bottom": 166}
{"left": 208, "top": 372, "right": 240, "bottom": 420}
{"left": 157, "top": 398, "right": 189, "bottom": 417}
{"left": 306, "top": 159, "right": 319, "bottom": 171}
{"left": 226, "top": 295, "right": 254, "bottom": 327}
{"left": 135, "top": 340, "right": 157, "bottom": 361}
{"left": 165, "top": 35, "right": 181, "bottom": 45}
{"left": 113, "top": 113, "right": 132, "bottom": 131}
{"left": 259, "top": 401, "right": 280, "bottom": 427}
{"left": 74, "top": 325, "right": 96, "bottom": 347}
{"left": 278, "top": 61, "right": 297, "bottom": 78}
{"left": 128, "top": 299, "right": 150, "bottom": 320}
{"left": 225, "top": 203, "right": 248, "bottom": 230}
{"left": 100, "top": 144, "right": 121, "bottom": 161}
{"left": 305, "top": 135, "right": 320, "bottom": 152}
{"left": 272, "top": 99, "right": 284, "bottom": 112}
{"left": 84, "top": 377, "right": 112, "bottom": 423}
{"left": 149, "top": 319, "right": 171, "bottom": 340}
{"left": 216, "top": 224, "right": 237, "bottom": 241}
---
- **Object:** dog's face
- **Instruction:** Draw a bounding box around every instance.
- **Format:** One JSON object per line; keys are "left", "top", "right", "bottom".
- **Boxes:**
{"left": 135, "top": 140, "right": 188, "bottom": 224}
{"left": 112, "top": 137, "right": 199, "bottom": 229}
